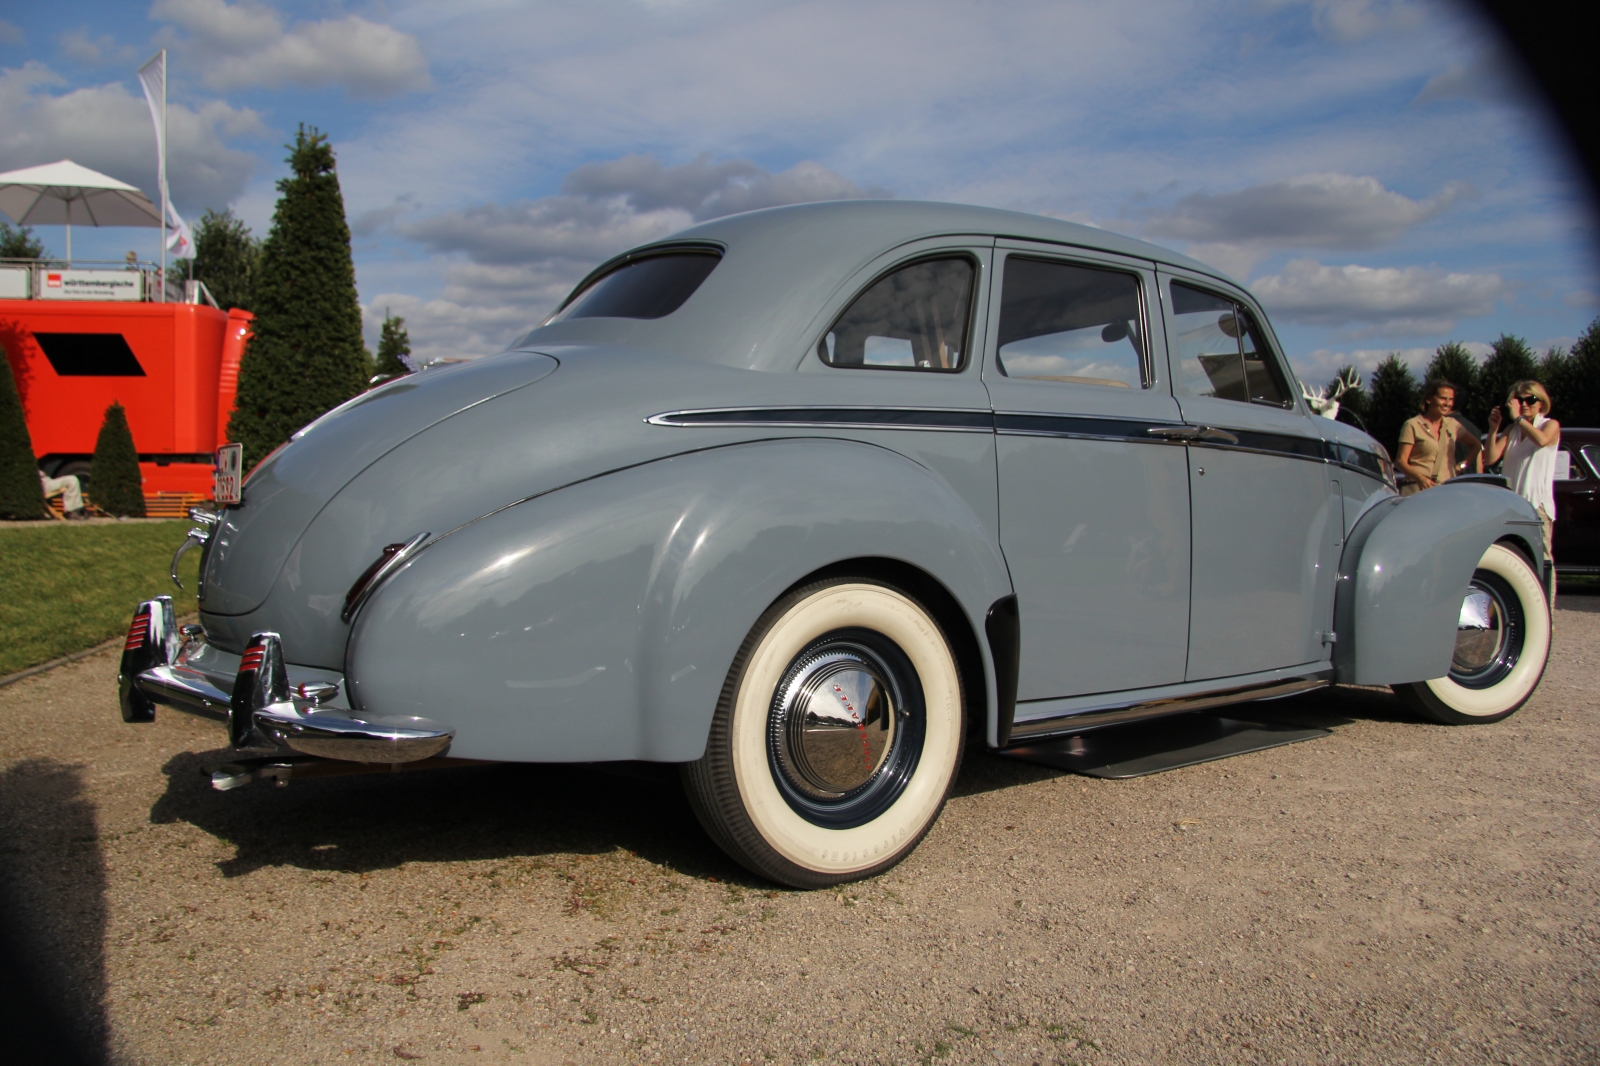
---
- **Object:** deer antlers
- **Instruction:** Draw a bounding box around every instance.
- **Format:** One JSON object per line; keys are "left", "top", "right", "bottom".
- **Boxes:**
{"left": 1300, "top": 366, "right": 1362, "bottom": 419}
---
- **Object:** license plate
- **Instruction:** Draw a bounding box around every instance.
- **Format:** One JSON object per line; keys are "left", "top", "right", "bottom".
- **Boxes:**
{"left": 214, "top": 443, "right": 243, "bottom": 504}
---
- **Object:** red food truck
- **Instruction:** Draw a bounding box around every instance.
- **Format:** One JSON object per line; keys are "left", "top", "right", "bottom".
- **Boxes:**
{"left": 0, "top": 260, "right": 251, "bottom": 516}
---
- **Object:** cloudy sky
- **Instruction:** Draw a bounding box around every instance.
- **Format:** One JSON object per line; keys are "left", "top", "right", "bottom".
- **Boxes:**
{"left": 3, "top": 0, "right": 1595, "bottom": 383}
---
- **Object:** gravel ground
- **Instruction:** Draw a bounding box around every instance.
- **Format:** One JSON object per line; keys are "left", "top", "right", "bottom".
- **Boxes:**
{"left": 2, "top": 595, "right": 1597, "bottom": 1066}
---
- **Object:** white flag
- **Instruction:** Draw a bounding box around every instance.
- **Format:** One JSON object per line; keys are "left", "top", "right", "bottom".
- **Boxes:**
{"left": 166, "top": 202, "right": 193, "bottom": 257}
{"left": 137, "top": 51, "right": 166, "bottom": 199}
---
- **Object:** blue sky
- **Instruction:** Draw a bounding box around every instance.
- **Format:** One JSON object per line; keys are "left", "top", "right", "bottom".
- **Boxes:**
{"left": 3, "top": 0, "right": 1596, "bottom": 382}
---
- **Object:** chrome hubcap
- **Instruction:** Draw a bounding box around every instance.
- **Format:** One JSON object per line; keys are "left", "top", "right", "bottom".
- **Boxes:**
{"left": 767, "top": 628, "right": 925, "bottom": 829}
{"left": 1448, "top": 574, "right": 1522, "bottom": 689}
{"left": 772, "top": 649, "right": 897, "bottom": 799}
{"left": 1453, "top": 586, "right": 1505, "bottom": 675}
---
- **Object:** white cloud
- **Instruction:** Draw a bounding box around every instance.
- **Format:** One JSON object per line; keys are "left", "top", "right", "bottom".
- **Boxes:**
{"left": 151, "top": 0, "right": 430, "bottom": 97}
{"left": 0, "top": 62, "right": 263, "bottom": 212}
{"left": 0, "top": 20, "right": 23, "bottom": 46}
{"left": 564, "top": 154, "right": 891, "bottom": 221}
{"left": 1143, "top": 173, "right": 1469, "bottom": 276}
{"left": 58, "top": 30, "right": 139, "bottom": 66}
{"left": 1251, "top": 258, "right": 1507, "bottom": 334}
{"left": 1306, "top": 0, "right": 1427, "bottom": 43}
{"left": 1289, "top": 345, "right": 1435, "bottom": 382}
{"left": 372, "top": 153, "right": 886, "bottom": 362}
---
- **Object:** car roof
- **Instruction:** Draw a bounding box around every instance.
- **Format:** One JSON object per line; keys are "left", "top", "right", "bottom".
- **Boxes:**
{"left": 515, "top": 199, "right": 1238, "bottom": 371}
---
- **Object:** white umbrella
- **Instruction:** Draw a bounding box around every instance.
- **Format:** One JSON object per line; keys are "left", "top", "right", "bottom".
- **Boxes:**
{"left": 0, "top": 159, "right": 163, "bottom": 260}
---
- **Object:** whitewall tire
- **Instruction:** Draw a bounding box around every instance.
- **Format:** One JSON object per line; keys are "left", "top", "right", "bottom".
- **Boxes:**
{"left": 682, "top": 578, "right": 966, "bottom": 888}
{"left": 1396, "top": 541, "right": 1550, "bottom": 725}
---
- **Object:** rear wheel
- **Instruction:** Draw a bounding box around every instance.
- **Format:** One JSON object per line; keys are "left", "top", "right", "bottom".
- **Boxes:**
{"left": 681, "top": 578, "right": 965, "bottom": 888}
{"left": 1396, "top": 542, "right": 1550, "bottom": 725}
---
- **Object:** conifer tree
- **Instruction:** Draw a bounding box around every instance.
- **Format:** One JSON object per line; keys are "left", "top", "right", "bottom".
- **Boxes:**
{"left": 373, "top": 312, "right": 413, "bottom": 380}
{"left": 1324, "top": 365, "right": 1370, "bottom": 430}
{"left": 0, "top": 345, "right": 47, "bottom": 519}
{"left": 226, "top": 126, "right": 367, "bottom": 468}
{"left": 89, "top": 402, "right": 145, "bottom": 517}
{"left": 1366, "top": 353, "right": 1420, "bottom": 457}
{"left": 0, "top": 221, "right": 47, "bottom": 260}
{"left": 1475, "top": 334, "right": 1539, "bottom": 432}
{"left": 185, "top": 208, "right": 260, "bottom": 311}
{"left": 1558, "top": 316, "right": 1600, "bottom": 428}
{"left": 1425, "top": 341, "right": 1480, "bottom": 426}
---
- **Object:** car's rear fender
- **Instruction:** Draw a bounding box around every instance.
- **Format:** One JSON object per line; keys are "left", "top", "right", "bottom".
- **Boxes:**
{"left": 1334, "top": 483, "right": 1545, "bottom": 686}
{"left": 344, "top": 438, "right": 1013, "bottom": 763}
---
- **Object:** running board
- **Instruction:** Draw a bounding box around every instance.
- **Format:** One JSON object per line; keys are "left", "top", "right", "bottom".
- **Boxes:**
{"left": 1007, "top": 674, "right": 1330, "bottom": 743}
{"left": 1001, "top": 711, "right": 1329, "bottom": 779}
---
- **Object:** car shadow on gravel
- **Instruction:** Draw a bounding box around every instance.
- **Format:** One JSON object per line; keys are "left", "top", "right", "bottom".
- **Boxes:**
{"left": 0, "top": 758, "right": 113, "bottom": 1065}
{"left": 148, "top": 752, "right": 758, "bottom": 884}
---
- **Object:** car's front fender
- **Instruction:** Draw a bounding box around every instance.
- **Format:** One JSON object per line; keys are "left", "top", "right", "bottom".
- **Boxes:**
{"left": 1334, "top": 482, "right": 1544, "bottom": 686}
{"left": 345, "top": 438, "right": 1012, "bottom": 762}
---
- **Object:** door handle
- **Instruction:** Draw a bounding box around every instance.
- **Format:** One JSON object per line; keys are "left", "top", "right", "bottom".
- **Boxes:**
{"left": 1146, "top": 425, "right": 1239, "bottom": 445}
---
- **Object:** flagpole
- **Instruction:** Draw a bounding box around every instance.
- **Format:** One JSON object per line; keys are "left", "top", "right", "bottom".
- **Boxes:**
{"left": 159, "top": 49, "right": 167, "bottom": 303}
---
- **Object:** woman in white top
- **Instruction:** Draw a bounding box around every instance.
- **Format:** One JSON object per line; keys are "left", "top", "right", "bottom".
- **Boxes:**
{"left": 1483, "top": 379, "right": 1561, "bottom": 562}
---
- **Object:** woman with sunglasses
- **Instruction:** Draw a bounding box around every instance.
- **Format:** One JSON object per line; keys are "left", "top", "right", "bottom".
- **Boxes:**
{"left": 1485, "top": 380, "right": 1562, "bottom": 567}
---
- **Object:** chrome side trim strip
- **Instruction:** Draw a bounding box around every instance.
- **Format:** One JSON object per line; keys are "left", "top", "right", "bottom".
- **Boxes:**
{"left": 1006, "top": 670, "right": 1332, "bottom": 743}
{"left": 647, "top": 406, "right": 993, "bottom": 432}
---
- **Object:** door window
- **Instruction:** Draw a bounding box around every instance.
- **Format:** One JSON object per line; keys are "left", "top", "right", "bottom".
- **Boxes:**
{"left": 996, "top": 257, "right": 1146, "bottom": 388}
{"left": 1170, "top": 282, "right": 1292, "bottom": 407}
{"left": 818, "top": 256, "right": 975, "bottom": 371}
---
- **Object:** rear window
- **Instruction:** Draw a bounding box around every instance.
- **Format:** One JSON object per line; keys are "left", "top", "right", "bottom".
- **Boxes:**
{"left": 551, "top": 251, "right": 720, "bottom": 322}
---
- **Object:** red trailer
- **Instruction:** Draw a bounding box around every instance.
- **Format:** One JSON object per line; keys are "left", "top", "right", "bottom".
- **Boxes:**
{"left": 0, "top": 273, "right": 251, "bottom": 517}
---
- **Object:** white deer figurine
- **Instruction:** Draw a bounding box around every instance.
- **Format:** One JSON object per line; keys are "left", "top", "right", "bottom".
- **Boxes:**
{"left": 1300, "top": 366, "right": 1361, "bottom": 420}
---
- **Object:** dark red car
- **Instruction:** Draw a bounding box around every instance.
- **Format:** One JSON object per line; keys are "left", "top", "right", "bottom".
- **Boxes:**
{"left": 1555, "top": 427, "right": 1600, "bottom": 575}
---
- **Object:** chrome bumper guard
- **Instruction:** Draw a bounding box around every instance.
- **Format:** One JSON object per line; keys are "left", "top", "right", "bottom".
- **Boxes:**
{"left": 119, "top": 601, "right": 453, "bottom": 765}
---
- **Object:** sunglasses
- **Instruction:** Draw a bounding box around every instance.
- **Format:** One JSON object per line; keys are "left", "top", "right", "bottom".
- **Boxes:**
{"left": 1515, "top": 395, "right": 1540, "bottom": 405}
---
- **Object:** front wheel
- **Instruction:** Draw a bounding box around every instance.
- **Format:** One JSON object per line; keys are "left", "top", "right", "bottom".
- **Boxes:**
{"left": 1395, "top": 541, "right": 1550, "bottom": 725}
{"left": 681, "top": 578, "right": 965, "bottom": 888}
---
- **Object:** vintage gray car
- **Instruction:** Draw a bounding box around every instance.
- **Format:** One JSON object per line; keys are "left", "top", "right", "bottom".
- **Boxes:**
{"left": 119, "top": 201, "right": 1552, "bottom": 887}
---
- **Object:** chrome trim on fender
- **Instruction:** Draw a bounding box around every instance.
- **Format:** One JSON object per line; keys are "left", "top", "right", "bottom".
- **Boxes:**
{"left": 1006, "top": 672, "right": 1331, "bottom": 743}
{"left": 341, "top": 531, "right": 431, "bottom": 623}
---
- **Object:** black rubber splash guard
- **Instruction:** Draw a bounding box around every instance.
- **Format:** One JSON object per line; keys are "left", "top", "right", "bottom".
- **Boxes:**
{"left": 1000, "top": 711, "right": 1329, "bottom": 779}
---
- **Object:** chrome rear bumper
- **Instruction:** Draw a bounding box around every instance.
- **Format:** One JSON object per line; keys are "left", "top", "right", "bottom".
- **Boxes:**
{"left": 118, "top": 598, "right": 453, "bottom": 764}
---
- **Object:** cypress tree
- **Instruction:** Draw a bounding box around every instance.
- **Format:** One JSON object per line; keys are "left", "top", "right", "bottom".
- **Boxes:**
{"left": 1476, "top": 333, "right": 1539, "bottom": 429}
{"left": 1560, "top": 316, "right": 1600, "bottom": 428}
{"left": 89, "top": 402, "right": 145, "bottom": 517}
{"left": 226, "top": 126, "right": 368, "bottom": 469}
{"left": 1367, "top": 353, "right": 1420, "bottom": 457}
{"left": 1539, "top": 345, "right": 1573, "bottom": 422}
{"left": 1324, "top": 365, "right": 1370, "bottom": 430}
{"left": 187, "top": 208, "right": 260, "bottom": 311}
{"left": 0, "top": 221, "right": 47, "bottom": 259}
{"left": 373, "top": 313, "right": 412, "bottom": 380}
{"left": 0, "top": 345, "right": 47, "bottom": 519}
{"left": 1425, "top": 341, "right": 1480, "bottom": 426}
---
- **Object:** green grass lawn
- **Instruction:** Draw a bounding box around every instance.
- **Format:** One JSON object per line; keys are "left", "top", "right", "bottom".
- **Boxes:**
{"left": 0, "top": 521, "right": 200, "bottom": 676}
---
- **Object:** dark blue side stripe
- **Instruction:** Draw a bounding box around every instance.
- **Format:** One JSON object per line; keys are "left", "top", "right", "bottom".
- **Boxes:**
{"left": 648, "top": 406, "right": 1390, "bottom": 480}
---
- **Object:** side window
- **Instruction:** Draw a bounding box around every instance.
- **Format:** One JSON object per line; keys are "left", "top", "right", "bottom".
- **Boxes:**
{"left": 818, "top": 256, "right": 975, "bottom": 371}
{"left": 996, "top": 257, "right": 1146, "bottom": 388}
{"left": 1170, "top": 282, "right": 1292, "bottom": 407}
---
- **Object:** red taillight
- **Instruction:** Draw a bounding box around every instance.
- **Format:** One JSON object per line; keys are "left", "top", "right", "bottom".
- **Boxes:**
{"left": 240, "top": 646, "right": 265, "bottom": 672}
{"left": 124, "top": 611, "right": 151, "bottom": 651}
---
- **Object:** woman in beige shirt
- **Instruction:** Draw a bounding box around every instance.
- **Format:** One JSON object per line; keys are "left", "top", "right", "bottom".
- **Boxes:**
{"left": 1396, "top": 380, "right": 1480, "bottom": 495}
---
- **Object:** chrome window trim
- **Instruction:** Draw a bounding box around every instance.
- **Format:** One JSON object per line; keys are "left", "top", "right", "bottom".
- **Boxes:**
{"left": 813, "top": 251, "right": 983, "bottom": 374}
{"left": 994, "top": 252, "right": 1155, "bottom": 389}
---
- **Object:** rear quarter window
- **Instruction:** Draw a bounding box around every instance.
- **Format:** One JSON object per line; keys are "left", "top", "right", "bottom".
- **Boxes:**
{"left": 551, "top": 252, "right": 721, "bottom": 322}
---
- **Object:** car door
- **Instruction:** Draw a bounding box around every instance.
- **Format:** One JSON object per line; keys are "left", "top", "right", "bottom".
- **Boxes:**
{"left": 1554, "top": 442, "right": 1600, "bottom": 567}
{"left": 1156, "top": 269, "right": 1341, "bottom": 681}
{"left": 984, "top": 242, "right": 1191, "bottom": 701}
